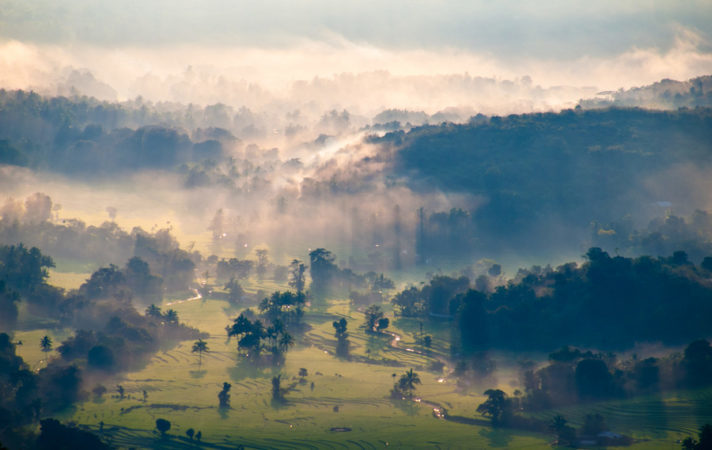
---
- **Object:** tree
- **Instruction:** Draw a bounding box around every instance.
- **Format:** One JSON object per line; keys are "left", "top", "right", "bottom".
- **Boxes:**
{"left": 309, "top": 248, "right": 337, "bottom": 298}
{"left": 364, "top": 305, "right": 385, "bottom": 333}
{"left": 186, "top": 428, "right": 195, "bottom": 440}
{"left": 218, "top": 382, "right": 231, "bottom": 408}
{"left": 278, "top": 332, "right": 294, "bottom": 353}
{"left": 391, "top": 286, "right": 425, "bottom": 317}
{"left": 299, "top": 368, "right": 308, "bottom": 378}
{"left": 377, "top": 317, "right": 390, "bottom": 332}
{"left": 256, "top": 249, "right": 269, "bottom": 279}
{"left": 423, "top": 335, "right": 432, "bottom": 348}
{"left": 682, "top": 423, "right": 712, "bottom": 450}
{"left": 40, "top": 335, "right": 52, "bottom": 352}
{"left": 196, "top": 431, "right": 202, "bottom": 442}
{"left": 228, "top": 314, "right": 265, "bottom": 357}
{"left": 87, "top": 345, "right": 115, "bottom": 369}
{"left": 224, "top": 277, "right": 245, "bottom": 305}
{"left": 92, "top": 385, "right": 107, "bottom": 399}
{"left": 333, "top": 318, "right": 349, "bottom": 357}
{"left": 192, "top": 338, "right": 209, "bottom": 369}
{"left": 145, "top": 304, "right": 162, "bottom": 318}
{"left": 164, "top": 309, "right": 179, "bottom": 323}
{"left": 476, "top": 389, "right": 511, "bottom": 426}
{"left": 272, "top": 374, "right": 284, "bottom": 402}
{"left": 259, "top": 291, "right": 305, "bottom": 324}
{"left": 288, "top": 259, "right": 307, "bottom": 294}
{"left": 155, "top": 418, "right": 171, "bottom": 436}
{"left": 392, "top": 368, "right": 421, "bottom": 399}
{"left": 116, "top": 385, "right": 125, "bottom": 399}
{"left": 333, "top": 318, "right": 348, "bottom": 338}
{"left": 37, "top": 419, "right": 110, "bottom": 450}
{"left": 549, "top": 414, "right": 577, "bottom": 446}
{"left": 582, "top": 413, "right": 607, "bottom": 436}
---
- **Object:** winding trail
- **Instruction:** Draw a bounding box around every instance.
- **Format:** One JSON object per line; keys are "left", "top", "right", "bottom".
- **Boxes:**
{"left": 165, "top": 289, "right": 202, "bottom": 306}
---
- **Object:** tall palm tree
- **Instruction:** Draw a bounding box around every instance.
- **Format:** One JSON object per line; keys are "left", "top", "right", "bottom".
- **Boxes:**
{"left": 40, "top": 335, "right": 52, "bottom": 352}
{"left": 397, "top": 368, "right": 421, "bottom": 397}
{"left": 278, "top": 332, "right": 294, "bottom": 353}
{"left": 192, "top": 339, "right": 209, "bottom": 369}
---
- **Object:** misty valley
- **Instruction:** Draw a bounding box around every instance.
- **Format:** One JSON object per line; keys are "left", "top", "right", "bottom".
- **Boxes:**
{"left": 0, "top": 72, "right": 712, "bottom": 450}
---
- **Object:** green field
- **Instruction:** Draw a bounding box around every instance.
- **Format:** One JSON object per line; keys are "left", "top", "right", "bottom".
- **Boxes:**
{"left": 15, "top": 283, "right": 712, "bottom": 449}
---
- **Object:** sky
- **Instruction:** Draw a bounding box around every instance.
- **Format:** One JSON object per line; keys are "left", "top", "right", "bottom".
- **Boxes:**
{"left": 1, "top": 1, "right": 711, "bottom": 109}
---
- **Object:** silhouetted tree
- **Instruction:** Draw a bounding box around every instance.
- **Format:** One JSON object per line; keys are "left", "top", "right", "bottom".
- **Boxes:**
{"left": 192, "top": 338, "right": 209, "bottom": 369}
{"left": 145, "top": 304, "right": 162, "bottom": 318}
{"left": 392, "top": 368, "right": 421, "bottom": 399}
{"left": 476, "top": 389, "right": 512, "bottom": 427}
{"left": 309, "top": 248, "right": 337, "bottom": 298}
{"left": 218, "top": 382, "right": 231, "bottom": 408}
{"left": 272, "top": 374, "right": 284, "bottom": 402}
{"left": 288, "top": 259, "right": 307, "bottom": 294}
{"left": 333, "top": 317, "right": 350, "bottom": 356}
{"left": 155, "top": 418, "right": 171, "bottom": 436}
{"left": 40, "top": 335, "right": 52, "bottom": 352}
{"left": 37, "top": 419, "right": 109, "bottom": 450}
{"left": 682, "top": 423, "right": 712, "bottom": 449}
{"left": 256, "top": 249, "right": 269, "bottom": 279}
{"left": 364, "top": 305, "right": 386, "bottom": 333}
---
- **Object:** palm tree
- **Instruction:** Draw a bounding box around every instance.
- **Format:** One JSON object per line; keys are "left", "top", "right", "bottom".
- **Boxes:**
{"left": 549, "top": 414, "right": 567, "bottom": 434}
{"left": 164, "top": 309, "right": 179, "bottom": 323}
{"left": 145, "top": 304, "right": 162, "bottom": 317}
{"left": 396, "top": 368, "right": 421, "bottom": 398}
{"left": 192, "top": 339, "right": 209, "bottom": 369}
{"left": 40, "top": 335, "right": 52, "bottom": 352}
{"left": 278, "top": 332, "right": 294, "bottom": 353}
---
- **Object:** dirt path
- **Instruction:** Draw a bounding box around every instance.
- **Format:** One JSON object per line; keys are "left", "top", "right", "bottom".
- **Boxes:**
{"left": 165, "top": 289, "right": 202, "bottom": 306}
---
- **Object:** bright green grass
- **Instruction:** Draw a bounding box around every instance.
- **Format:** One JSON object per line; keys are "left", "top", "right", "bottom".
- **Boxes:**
{"left": 13, "top": 327, "right": 73, "bottom": 370}
{"left": 24, "top": 290, "right": 712, "bottom": 449}
{"left": 38, "top": 295, "right": 548, "bottom": 449}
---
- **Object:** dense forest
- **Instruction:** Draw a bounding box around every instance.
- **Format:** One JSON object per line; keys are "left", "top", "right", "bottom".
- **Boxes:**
{"left": 377, "top": 106, "right": 712, "bottom": 259}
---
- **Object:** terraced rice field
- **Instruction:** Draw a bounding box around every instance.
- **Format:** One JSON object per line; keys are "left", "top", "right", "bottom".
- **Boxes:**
{"left": 15, "top": 280, "right": 712, "bottom": 448}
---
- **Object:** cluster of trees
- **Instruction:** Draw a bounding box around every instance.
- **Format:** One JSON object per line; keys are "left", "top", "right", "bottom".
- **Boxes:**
{"left": 364, "top": 305, "right": 390, "bottom": 333}
{"left": 0, "top": 90, "right": 233, "bottom": 174}
{"left": 0, "top": 243, "right": 206, "bottom": 446}
{"left": 0, "top": 333, "right": 90, "bottom": 448}
{"left": 579, "top": 75, "right": 712, "bottom": 110}
{"left": 392, "top": 249, "right": 712, "bottom": 351}
{"left": 592, "top": 210, "right": 712, "bottom": 264}
{"left": 227, "top": 313, "right": 294, "bottom": 364}
{"left": 308, "top": 248, "right": 394, "bottom": 303}
{"left": 475, "top": 389, "right": 631, "bottom": 446}
{"left": 259, "top": 291, "right": 306, "bottom": 326}
{"left": 0, "top": 194, "right": 199, "bottom": 292}
{"left": 518, "top": 340, "right": 712, "bottom": 411}
{"left": 474, "top": 340, "right": 712, "bottom": 445}
{"left": 216, "top": 258, "right": 254, "bottom": 281}
{"left": 392, "top": 274, "right": 469, "bottom": 318}
{"left": 0, "top": 243, "right": 59, "bottom": 329}
{"left": 414, "top": 207, "right": 477, "bottom": 264}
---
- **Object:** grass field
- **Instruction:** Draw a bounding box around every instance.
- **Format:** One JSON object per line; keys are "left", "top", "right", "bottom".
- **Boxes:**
{"left": 14, "top": 281, "right": 712, "bottom": 449}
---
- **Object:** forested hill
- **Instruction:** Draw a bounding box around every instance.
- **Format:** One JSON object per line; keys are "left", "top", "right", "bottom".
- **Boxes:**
{"left": 375, "top": 107, "right": 712, "bottom": 256}
{"left": 580, "top": 75, "right": 712, "bottom": 109}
